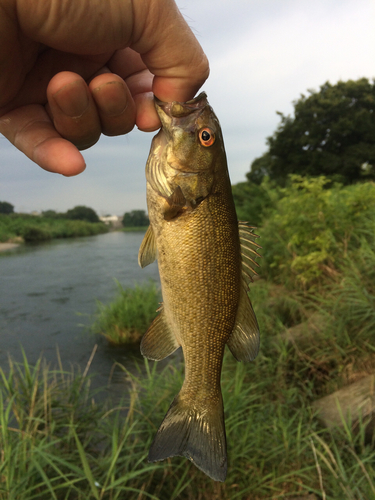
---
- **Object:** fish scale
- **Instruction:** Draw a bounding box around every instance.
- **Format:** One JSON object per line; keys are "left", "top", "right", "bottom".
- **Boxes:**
{"left": 138, "top": 92, "right": 260, "bottom": 481}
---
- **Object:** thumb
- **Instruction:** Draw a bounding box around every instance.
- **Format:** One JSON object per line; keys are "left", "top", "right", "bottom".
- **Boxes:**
{"left": 130, "top": 0, "right": 209, "bottom": 102}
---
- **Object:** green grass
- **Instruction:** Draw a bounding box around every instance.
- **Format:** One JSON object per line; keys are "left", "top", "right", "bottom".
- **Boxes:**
{"left": 91, "top": 281, "right": 161, "bottom": 345}
{"left": 1, "top": 338, "right": 375, "bottom": 499}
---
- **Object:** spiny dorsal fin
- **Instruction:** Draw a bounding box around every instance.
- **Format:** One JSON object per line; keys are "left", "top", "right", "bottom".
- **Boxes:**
{"left": 238, "top": 222, "right": 261, "bottom": 284}
{"left": 140, "top": 306, "right": 180, "bottom": 361}
{"left": 227, "top": 281, "right": 260, "bottom": 362}
{"left": 138, "top": 225, "right": 157, "bottom": 268}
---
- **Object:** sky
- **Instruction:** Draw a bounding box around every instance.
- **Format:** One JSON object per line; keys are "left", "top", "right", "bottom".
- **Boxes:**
{"left": 1, "top": 0, "right": 375, "bottom": 215}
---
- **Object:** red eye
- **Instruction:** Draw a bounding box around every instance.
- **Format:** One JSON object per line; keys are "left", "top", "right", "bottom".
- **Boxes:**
{"left": 199, "top": 128, "right": 215, "bottom": 147}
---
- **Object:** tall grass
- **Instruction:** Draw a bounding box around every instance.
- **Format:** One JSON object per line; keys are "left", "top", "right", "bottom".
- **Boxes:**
{"left": 1, "top": 344, "right": 375, "bottom": 499}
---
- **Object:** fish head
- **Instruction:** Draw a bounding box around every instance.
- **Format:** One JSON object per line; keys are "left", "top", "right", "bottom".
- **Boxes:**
{"left": 146, "top": 93, "right": 227, "bottom": 213}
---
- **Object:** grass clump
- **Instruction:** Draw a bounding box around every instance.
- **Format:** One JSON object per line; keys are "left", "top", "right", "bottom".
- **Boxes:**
{"left": 91, "top": 281, "right": 160, "bottom": 345}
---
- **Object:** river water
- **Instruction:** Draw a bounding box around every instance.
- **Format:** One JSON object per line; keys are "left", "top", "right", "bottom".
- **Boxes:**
{"left": 0, "top": 231, "right": 161, "bottom": 391}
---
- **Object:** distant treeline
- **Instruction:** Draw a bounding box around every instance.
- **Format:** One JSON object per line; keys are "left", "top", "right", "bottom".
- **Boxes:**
{"left": 0, "top": 205, "right": 107, "bottom": 243}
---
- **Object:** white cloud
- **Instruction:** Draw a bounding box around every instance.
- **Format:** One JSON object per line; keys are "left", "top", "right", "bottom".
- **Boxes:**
{"left": 2, "top": 0, "right": 375, "bottom": 210}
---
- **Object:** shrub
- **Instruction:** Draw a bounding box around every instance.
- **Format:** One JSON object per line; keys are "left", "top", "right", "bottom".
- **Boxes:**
{"left": 259, "top": 176, "right": 375, "bottom": 288}
{"left": 91, "top": 281, "right": 160, "bottom": 345}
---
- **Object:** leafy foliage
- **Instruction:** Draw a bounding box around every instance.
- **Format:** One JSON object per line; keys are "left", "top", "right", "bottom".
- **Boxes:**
{"left": 0, "top": 201, "right": 14, "bottom": 214}
{"left": 248, "top": 78, "right": 375, "bottom": 185}
{"left": 0, "top": 214, "right": 107, "bottom": 242}
{"left": 258, "top": 176, "right": 375, "bottom": 288}
{"left": 231, "top": 180, "right": 274, "bottom": 226}
{"left": 65, "top": 205, "right": 100, "bottom": 223}
{"left": 122, "top": 210, "right": 149, "bottom": 227}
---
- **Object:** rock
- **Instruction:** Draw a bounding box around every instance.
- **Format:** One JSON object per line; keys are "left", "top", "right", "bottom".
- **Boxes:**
{"left": 276, "top": 312, "right": 326, "bottom": 346}
{"left": 312, "top": 374, "right": 375, "bottom": 436}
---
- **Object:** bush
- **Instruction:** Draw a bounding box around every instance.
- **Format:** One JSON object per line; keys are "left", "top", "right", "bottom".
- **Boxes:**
{"left": 65, "top": 205, "right": 100, "bottom": 223}
{"left": 259, "top": 176, "right": 375, "bottom": 288}
{"left": 122, "top": 210, "right": 149, "bottom": 227}
{"left": 91, "top": 281, "right": 160, "bottom": 345}
{"left": 21, "top": 225, "right": 52, "bottom": 242}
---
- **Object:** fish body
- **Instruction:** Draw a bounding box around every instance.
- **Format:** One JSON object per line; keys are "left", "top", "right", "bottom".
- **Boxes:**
{"left": 138, "top": 93, "right": 260, "bottom": 481}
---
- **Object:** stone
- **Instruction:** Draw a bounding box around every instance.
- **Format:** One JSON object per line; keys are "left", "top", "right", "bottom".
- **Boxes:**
{"left": 312, "top": 374, "right": 375, "bottom": 434}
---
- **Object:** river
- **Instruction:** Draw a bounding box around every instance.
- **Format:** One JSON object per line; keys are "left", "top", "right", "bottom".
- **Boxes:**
{"left": 0, "top": 231, "right": 161, "bottom": 391}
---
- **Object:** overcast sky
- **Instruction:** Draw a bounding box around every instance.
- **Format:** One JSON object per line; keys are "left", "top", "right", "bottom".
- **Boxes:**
{"left": 1, "top": 0, "right": 374, "bottom": 215}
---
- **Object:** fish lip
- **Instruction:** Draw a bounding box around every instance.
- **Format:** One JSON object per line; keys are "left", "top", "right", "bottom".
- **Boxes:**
{"left": 155, "top": 92, "right": 208, "bottom": 118}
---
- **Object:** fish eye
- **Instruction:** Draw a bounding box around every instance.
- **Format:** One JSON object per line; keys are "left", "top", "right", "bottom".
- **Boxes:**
{"left": 199, "top": 128, "right": 215, "bottom": 147}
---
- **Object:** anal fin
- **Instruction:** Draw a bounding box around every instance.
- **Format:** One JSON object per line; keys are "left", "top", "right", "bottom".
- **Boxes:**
{"left": 141, "top": 306, "right": 180, "bottom": 361}
{"left": 227, "top": 282, "right": 260, "bottom": 362}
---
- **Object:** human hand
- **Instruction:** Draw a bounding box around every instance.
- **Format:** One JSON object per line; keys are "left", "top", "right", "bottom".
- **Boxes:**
{"left": 0, "top": 0, "right": 209, "bottom": 175}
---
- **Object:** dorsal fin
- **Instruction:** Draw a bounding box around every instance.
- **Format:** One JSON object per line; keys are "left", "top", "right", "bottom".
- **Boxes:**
{"left": 238, "top": 222, "right": 261, "bottom": 285}
{"left": 226, "top": 221, "right": 261, "bottom": 362}
{"left": 227, "top": 281, "right": 260, "bottom": 362}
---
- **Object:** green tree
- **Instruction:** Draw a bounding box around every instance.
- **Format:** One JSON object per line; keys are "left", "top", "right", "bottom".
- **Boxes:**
{"left": 259, "top": 176, "right": 375, "bottom": 289}
{"left": 42, "top": 210, "right": 64, "bottom": 219}
{"left": 232, "top": 180, "right": 274, "bottom": 226}
{"left": 249, "top": 78, "right": 375, "bottom": 185}
{"left": 0, "top": 201, "right": 14, "bottom": 214}
{"left": 122, "top": 210, "right": 149, "bottom": 227}
{"left": 65, "top": 205, "right": 99, "bottom": 223}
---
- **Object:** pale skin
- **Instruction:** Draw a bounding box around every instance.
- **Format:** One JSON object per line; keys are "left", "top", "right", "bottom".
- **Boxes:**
{"left": 0, "top": 0, "right": 209, "bottom": 176}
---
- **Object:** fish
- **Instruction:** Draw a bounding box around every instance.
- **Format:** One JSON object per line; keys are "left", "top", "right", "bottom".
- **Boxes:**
{"left": 138, "top": 92, "right": 260, "bottom": 482}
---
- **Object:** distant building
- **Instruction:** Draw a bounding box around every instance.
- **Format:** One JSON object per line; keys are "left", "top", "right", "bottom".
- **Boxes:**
{"left": 99, "top": 215, "right": 123, "bottom": 229}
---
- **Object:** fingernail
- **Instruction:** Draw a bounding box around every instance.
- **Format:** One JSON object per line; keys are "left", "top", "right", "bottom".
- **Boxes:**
{"left": 93, "top": 81, "right": 128, "bottom": 117}
{"left": 53, "top": 81, "right": 90, "bottom": 118}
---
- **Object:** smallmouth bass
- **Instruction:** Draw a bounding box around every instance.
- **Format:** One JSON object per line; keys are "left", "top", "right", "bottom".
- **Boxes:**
{"left": 138, "top": 92, "right": 260, "bottom": 482}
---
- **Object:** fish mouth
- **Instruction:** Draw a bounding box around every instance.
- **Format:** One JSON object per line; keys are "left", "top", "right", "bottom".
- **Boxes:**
{"left": 155, "top": 92, "right": 208, "bottom": 118}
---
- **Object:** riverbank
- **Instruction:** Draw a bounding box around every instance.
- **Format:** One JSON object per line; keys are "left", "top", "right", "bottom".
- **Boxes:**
{"left": 0, "top": 241, "right": 21, "bottom": 252}
{"left": 0, "top": 214, "right": 108, "bottom": 242}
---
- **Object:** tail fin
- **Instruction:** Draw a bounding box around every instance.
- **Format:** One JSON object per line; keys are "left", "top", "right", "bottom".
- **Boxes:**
{"left": 148, "top": 392, "right": 227, "bottom": 482}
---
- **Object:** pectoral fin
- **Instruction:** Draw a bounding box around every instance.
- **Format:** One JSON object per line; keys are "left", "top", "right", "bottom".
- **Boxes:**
{"left": 227, "top": 282, "right": 260, "bottom": 362}
{"left": 141, "top": 306, "right": 180, "bottom": 361}
{"left": 164, "top": 186, "right": 187, "bottom": 221}
{"left": 138, "top": 225, "right": 157, "bottom": 268}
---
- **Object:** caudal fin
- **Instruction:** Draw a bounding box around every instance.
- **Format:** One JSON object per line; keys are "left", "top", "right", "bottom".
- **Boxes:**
{"left": 148, "top": 392, "right": 227, "bottom": 482}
